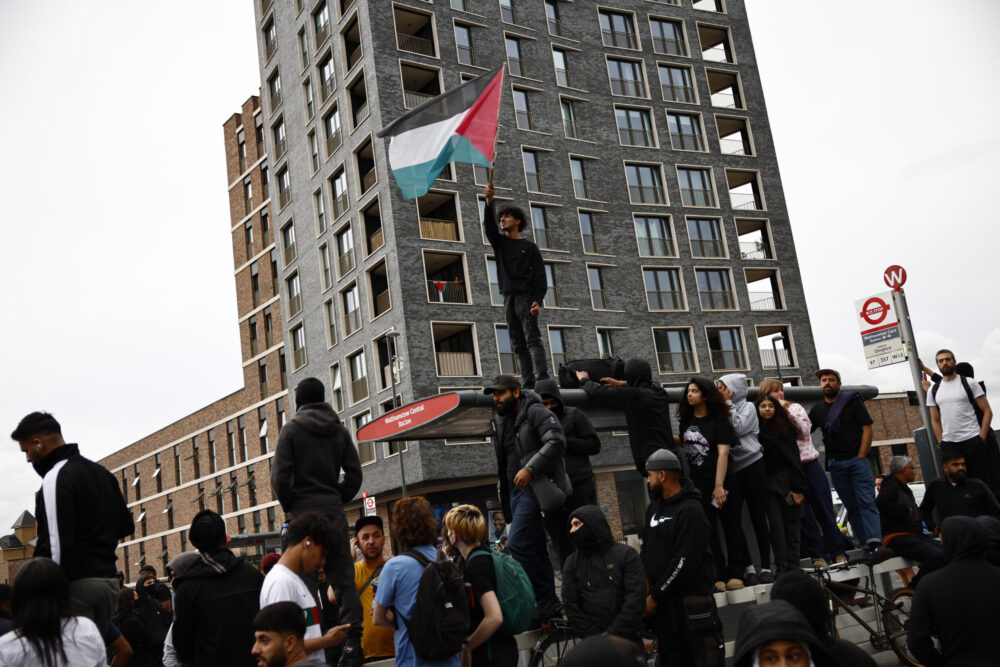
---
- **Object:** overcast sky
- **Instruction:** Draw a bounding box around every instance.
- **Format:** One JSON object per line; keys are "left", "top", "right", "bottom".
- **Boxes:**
{"left": 1, "top": 0, "right": 997, "bottom": 532}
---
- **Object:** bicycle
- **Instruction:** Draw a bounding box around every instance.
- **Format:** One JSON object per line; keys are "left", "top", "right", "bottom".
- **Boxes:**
{"left": 527, "top": 618, "right": 659, "bottom": 667}
{"left": 810, "top": 553, "right": 921, "bottom": 666}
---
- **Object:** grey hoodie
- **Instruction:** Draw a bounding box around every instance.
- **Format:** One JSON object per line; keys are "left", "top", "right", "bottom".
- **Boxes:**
{"left": 718, "top": 374, "right": 762, "bottom": 472}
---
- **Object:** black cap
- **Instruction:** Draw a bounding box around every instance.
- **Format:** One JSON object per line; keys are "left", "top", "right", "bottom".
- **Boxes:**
{"left": 295, "top": 377, "right": 326, "bottom": 407}
{"left": 355, "top": 515, "right": 384, "bottom": 534}
{"left": 189, "top": 509, "right": 228, "bottom": 552}
{"left": 484, "top": 375, "right": 521, "bottom": 394}
{"left": 645, "top": 448, "right": 682, "bottom": 471}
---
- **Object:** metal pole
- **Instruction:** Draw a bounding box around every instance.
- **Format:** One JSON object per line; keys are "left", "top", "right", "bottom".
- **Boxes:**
{"left": 387, "top": 333, "right": 407, "bottom": 498}
{"left": 771, "top": 335, "right": 785, "bottom": 384}
{"left": 891, "top": 288, "right": 942, "bottom": 478}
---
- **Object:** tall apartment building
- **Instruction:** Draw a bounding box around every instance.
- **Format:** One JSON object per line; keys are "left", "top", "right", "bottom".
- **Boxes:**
{"left": 99, "top": 97, "right": 288, "bottom": 583}
{"left": 251, "top": 0, "right": 820, "bottom": 529}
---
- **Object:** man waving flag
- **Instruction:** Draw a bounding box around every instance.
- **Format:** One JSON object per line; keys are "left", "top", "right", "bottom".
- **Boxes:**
{"left": 377, "top": 66, "right": 504, "bottom": 200}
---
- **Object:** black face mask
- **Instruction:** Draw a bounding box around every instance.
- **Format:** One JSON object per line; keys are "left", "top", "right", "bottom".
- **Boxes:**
{"left": 569, "top": 522, "right": 600, "bottom": 553}
{"left": 496, "top": 395, "right": 518, "bottom": 417}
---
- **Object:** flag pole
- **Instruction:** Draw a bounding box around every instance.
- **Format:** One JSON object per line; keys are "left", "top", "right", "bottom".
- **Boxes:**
{"left": 489, "top": 63, "right": 506, "bottom": 184}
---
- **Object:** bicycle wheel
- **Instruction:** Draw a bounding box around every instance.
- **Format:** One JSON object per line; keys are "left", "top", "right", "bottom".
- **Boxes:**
{"left": 882, "top": 587, "right": 922, "bottom": 667}
{"left": 529, "top": 629, "right": 582, "bottom": 667}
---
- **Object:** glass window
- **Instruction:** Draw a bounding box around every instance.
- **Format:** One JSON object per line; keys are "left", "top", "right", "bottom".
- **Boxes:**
{"left": 658, "top": 65, "right": 695, "bottom": 103}
{"left": 530, "top": 205, "right": 550, "bottom": 249}
{"left": 616, "top": 107, "right": 654, "bottom": 147}
{"left": 588, "top": 266, "right": 607, "bottom": 309}
{"left": 678, "top": 167, "right": 716, "bottom": 207}
{"left": 653, "top": 328, "right": 696, "bottom": 373}
{"left": 635, "top": 215, "right": 673, "bottom": 257}
{"left": 696, "top": 269, "right": 735, "bottom": 309}
{"left": 687, "top": 218, "right": 725, "bottom": 257}
{"left": 650, "top": 18, "right": 686, "bottom": 56}
{"left": 643, "top": 268, "right": 684, "bottom": 310}
{"left": 667, "top": 113, "right": 704, "bottom": 151}
{"left": 579, "top": 211, "right": 597, "bottom": 253}
{"left": 599, "top": 10, "right": 638, "bottom": 49}
{"left": 549, "top": 328, "right": 568, "bottom": 368}
{"left": 625, "top": 164, "right": 665, "bottom": 204}
{"left": 607, "top": 59, "right": 646, "bottom": 97}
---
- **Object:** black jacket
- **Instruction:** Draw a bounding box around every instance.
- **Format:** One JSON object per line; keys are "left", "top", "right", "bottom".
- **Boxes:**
{"left": 112, "top": 610, "right": 161, "bottom": 667}
{"left": 919, "top": 478, "right": 1000, "bottom": 533}
{"left": 534, "top": 379, "right": 600, "bottom": 484}
{"left": 580, "top": 359, "right": 676, "bottom": 476}
{"left": 32, "top": 444, "right": 134, "bottom": 581}
{"left": 491, "top": 390, "right": 569, "bottom": 522}
{"left": 876, "top": 474, "right": 923, "bottom": 537}
{"left": 641, "top": 480, "right": 714, "bottom": 605}
{"left": 759, "top": 424, "right": 806, "bottom": 497}
{"left": 172, "top": 548, "right": 263, "bottom": 666}
{"left": 483, "top": 201, "right": 546, "bottom": 302}
{"left": 562, "top": 505, "right": 645, "bottom": 639}
{"left": 908, "top": 516, "right": 1000, "bottom": 667}
{"left": 271, "top": 402, "right": 363, "bottom": 515}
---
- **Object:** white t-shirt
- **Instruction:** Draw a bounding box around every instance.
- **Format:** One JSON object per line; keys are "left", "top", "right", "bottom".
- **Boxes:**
{"left": 927, "top": 376, "right": 985, "bottom": 442}
{"left": 0, "top": 616, "right": 104, "bottom": 667}
{"left": 260, "top": 563, "right": 325, "bottom": 665}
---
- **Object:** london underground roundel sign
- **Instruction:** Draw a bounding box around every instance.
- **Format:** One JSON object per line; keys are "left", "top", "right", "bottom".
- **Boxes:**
{"left": 883, "top": 265, "right": 907, "bottom": 291}
{"left": 859, "top": 297, "right": 891, "bottom": 327}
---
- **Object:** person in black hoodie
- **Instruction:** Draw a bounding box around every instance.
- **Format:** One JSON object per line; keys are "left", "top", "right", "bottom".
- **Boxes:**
{"left": 576, "top": 358, "right": 680, "bottom": 478}
{"left": 271, "top": 377, "right": 365, "bottom": 665}
{"left": 172, "top": 509, "right": 264, "bottom": 666}
{"left": 908, "top": 516, "right": 1000, "bottom": 666}
{"left": 732, "top": 600, "right": 835, "bottom": 667}
{"left": 113, "top": 588, "right": 160, "bottom": 667}
{"left": 641, "top": 448, "right": 724, "bottom": 667}
{"left": 562, "top": 505, "right": 645, "bottom": 643}
{"left": 756, "top": 396, "right": 806, "bottom": 577}
{"left": 534, "top": 378, "right": 600, "bottom": 565}
{"left": 876, "top": 455, "right": 946, "bottom": 586}
{"left": 10, "top": 411, "right": 134, "bottom": 638}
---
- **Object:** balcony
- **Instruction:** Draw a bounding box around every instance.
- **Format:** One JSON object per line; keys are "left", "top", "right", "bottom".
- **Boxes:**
{"left": 353, "top": 101, "right": 369, "bottom": 125}
{"left": 326, "top": 129, "right": 342, "bottom": 156}
{"left": 374, "top": 290, "right": 390, "bottom": 315}
{"left": 404, "top": 90, "right": 436, "bottom": 109}
{"left": 760, "top": 347, "right": 792, "bottom": 369}
{"left": 437, "top": 352, "right": 475, "bottom": 376}
{"left": 343, "top": 308, "right": 361, "bottom": 335}
{"left": 657, "top": 350, "right": 696, "bottom": 373}
{"left": 278, "top": 188, "right": 291, "bottom": 209}
{"left": 647, "top": 290, "right": 684, "bottom": 310}
{"left": 350, "top": 377, "right": 369, "bottom": 402}
{"left": 293, "top": 346, "right": 306, "bottom": 369}
{"left": 610, "top": 77, "right": 645, "bottom": 97}
{"left": 332, "top": 192, "right": 349, "bottom": 219}
{"left": 337, "top": 249, "right": 355, "bottom": 276}
{"left": 699, "top": 290, "right": 735, "bottom": 309}
{"left": 315, "top": 23, "right": 330, "bottom": 47}
{"left": 740, "top": 240, "right": 769, "bottom": 260}
{"left": 730, "top": 191, "right": 760, "bottom": 210}
{"left": 397, "top": 34, "right": 435, "bottom": 56}
{"left": 711, "top": 349, "right": 745, "bottom": 370}
{"left": 368, "top": 228, "right": 384, "bottom": 253}
{"left": 346, "top": 46, "right": 362, "bottom": 70}
{"left": 602, "top": 29, "right": 637, "bottom": 49}
{"left": 362, "top": 168, "right": 376, "bottom": 192}
{"left": 749, "top": 291, "right": 778, "bottom": 311}
{"left": 320, "top": 78, "right": 335, "bottom": 102}
{"left": 420, "top": 218, "right": 459, "bottom": 241}
{"left": 426, "top": 280, "right": 467, "bottom": 303}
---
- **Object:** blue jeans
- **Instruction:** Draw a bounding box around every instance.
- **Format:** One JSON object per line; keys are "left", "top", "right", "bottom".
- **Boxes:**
{"left": 800, "top": 458, "right": 849, "bottom": 560}
{"left": 507, "top": 486, "right": 556, "bottom": 603}
{"left": 828, "top": 457, "right": 881, "bottom": 545}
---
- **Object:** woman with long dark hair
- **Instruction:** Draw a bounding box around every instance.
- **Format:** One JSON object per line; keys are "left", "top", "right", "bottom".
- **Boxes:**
{"left": 0, "top": 558, "right": 105, "bottom": 667}
{"left": 756, "top": 395, "right": 807, "bottom": 577}
{"left": 676, "top": 376, "right": 744, "bottom": 591}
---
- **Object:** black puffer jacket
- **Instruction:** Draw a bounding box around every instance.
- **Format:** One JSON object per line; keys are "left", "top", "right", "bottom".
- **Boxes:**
{"left": 172, "top": 548, "right": 264, "bottom": 667}
{"left": 580, "top": 359, "right": 677, "bottom": 476}
{"left": 562, "top": 505, "right": 645, "bottom": 639}
{"left": 271, "top": 401, "right": 363, "bottom": 515}
{"left": 876, "top": 474, "right": 923, "bottom": 537}
{"left": 534, "top": 379, "right": 600, "bottom": 484}
{"left": 492, "top": 390, "right": 569, "bottom": 522}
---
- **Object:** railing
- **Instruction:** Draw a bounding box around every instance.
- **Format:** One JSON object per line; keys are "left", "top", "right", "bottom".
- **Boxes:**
{"left": 270, "top": 89, "right": 282, "bottom": 111}
{"left": 573, "top": 179, "right": 588, "bottom": 199}
{"left": 547, "top": 18, "right": 562, "bottom": 36}
{"left": 647, "top": 290, "right": 683, "bottom": 310}
{"left": 555, "top": 67, "right": 570, "bottom": 87}
{"left": 404, "top": 90, "right": 436, "bottom": 109}
{"left": 543, "top": 286, "right": 559, "bottom": 308}
{"left": 749, "top": 292, "right": 778, "bottom": 311}
{"left": 426, "top": 280, "right": 468, "bottom": 303}
{"left": 515, "top": 109, "right": 532, "bottom": 130}
{"left": 354, "top": 101, "right": 369, "bottom": 124}
{"left": 398, "top": 34, "right": 435, "bottom": 56}
{"left": 368, "top": 228, "right": 384, "bottom": 253}
{"left": 740, "top": 241, "right": 770, "bottom": 259}
{"left": 720, "top": 136, "right": 749, "bottom": 156}
{"left": 690, "top": 238, "right": 725, "bottom": 257}
{"left": 437, "top": 352, "right": 475, "bottom": 376}
{"left": 315, "top": 23, "right": 330, "bottom": 46}
{"left": 662, "top": 83, "right": 696, "bottom": 103}
{"left": 457, "top": 44, "right": 476, "bottom": 66}
{"left": 351, "top": 377, "right": 369, "bottom": 402}
{"left": 332, "top": 192, "right": 349, "bottom": 219}
{"left": 343, "top": 308, "right": 361, "bottom": 335}
{"left": 563, "top": 117, "right": 579, "bottom": 139}
{"left": 760, "top": 347, "right": 792, "bottom": 369}
{"left": 699, "top": 290, "right": 735, "bottom": 309}
{"left": 320, "top": 78, "right": 335, "bottom": 102}
{"left": 525, "top": 171, "right": 541, "bottom": 192}
{"left": 653, "top": 36, "right": 684, "bottom": 56}
{"left": 629, "top": 184, "right": 665, "bottom": 204}
{"left": 591, "top": 288, "right": 607, "bottom": 309}
{"left": 265, "top": 40, "right": 277, "bottom": 61}
{"left": 657, "top": 350, "right": 696, "bottom": 373}
{"left": 278, "top": 187, "right": 291, "bottom": 209}
{"left": 362, "top": 168, "right": 376, "bottom": 192}
{"left": 273, "top": 138, "right": 286, "bottom": 158}
{"left": 326, "top": 129, "right": 342, "bottom": 156}
{"left": 374, "top": 290, "right": 390, "bottom": 315}
{"left": 347, "top": 46, "right": 362, "bottom": 70}
{"left": 420, "top": 218, "right": 459, "bottom": 241}
{"left": 508, "top": 57, "right": 524, "bottom": 77}
{"left": 582, "top": 234, "right": 597, "bottom": 254}
{"left": 729, "top": 191, "right": 761, "bottom": 210}
{"left": 293, "top": 346, "right": 306, "bottom": 369}
{"left": 638, "top": 237, "right": 672, "bottom": 257}
{"left": 610, "top": 77, "right": 645, "bottom": 97}
{"left": 702, "top": 44, "right": 732, "bottom": 63}
{"left": 672, "top": 131, "right": 704, "bottom": 151}
{"left": 711, "top": 89, "right": 738, "bottom": 109}
{"left": 283, "top": 243, "right": 296, "bottom": 266}
{"left": 337, "top": 249, "right": 355, "bottom": 276}
{"left": 287, "top": 294, "right": 302, "bottom": 316}
{"left": 711, "top": 349, "right": 745, "bottom": 370}
{"left": 602, "top": 29, "right": 637, "bottom": 49}
{"left": 682, "top": 188, "right": 715, "bottom": 207}
{"left": 619, "top": 127, "right": 655, "bottom": 147}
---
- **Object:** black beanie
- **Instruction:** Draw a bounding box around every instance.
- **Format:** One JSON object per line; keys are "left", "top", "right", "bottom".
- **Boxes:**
{"left": 295, "top": 377, "right": 326, "bottom": 407}
{"left": 189, "top": 509, "right": 227, "bottom": 552}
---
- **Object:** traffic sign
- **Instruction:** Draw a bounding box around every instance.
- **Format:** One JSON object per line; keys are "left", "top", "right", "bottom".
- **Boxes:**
{"left": 856, "top": 291, "right": 906, "bottom": 369}
{"left": 364, "top": 495, "right": 377, "bottom": 517}
{"left": 884, "top": 265, "right": 907, "bottom": 291}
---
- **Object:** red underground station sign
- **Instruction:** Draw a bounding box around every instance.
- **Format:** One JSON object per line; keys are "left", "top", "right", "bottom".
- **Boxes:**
{"left": 357, "top": 392, "right": 461, "bottom": 442}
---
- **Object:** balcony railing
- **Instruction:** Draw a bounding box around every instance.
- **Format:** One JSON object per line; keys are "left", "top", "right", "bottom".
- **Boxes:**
{"left": 610, "top": 77, "right": 645, "bottom": 97}
{"left": 350, "top": 377, "right": 369, "bottom": 402}
{"left": 420, "top": 218, "right": 459, "bottom": 241}
{"left": 273, "top": 138, "right": 286, "bottom": 158}
{"left": 353, "top": 101, "right": 369, "bottom": 124}
{"left": 320, "top": 78, "right": 335, "bottom": 102}
{"left": 270, "top": 89, "right": 282, "bottom": 111}
{"left": 259, "top": 380, "right": 268, "bottom": 397}
{"left": 404, "top": 90, "right": 436, "bottom": 109}
{"left": 638, "top": 237, "right": 672, "bottom": 257}
{"left": 278, "top": 187, "right": 291, "bottom": 209}
{"left": 682, "top": 188, "right": 715, "bottom": 207}
{"left": 699, "top": 290, "right": 735, "bottom": 309}
{"left": 740, "top": 240, "right": 770, "bottom": 259}
{"left": 457, "top": 44, "right": 476, "bottom": 66}
{"left": 343, "top": 308, "right": 361, "bottom": 335}
{"left": 690, "top": 239, "right": 725, "bottom": 257}
{"left": 244, "top": 197, "right": 254, "bottom": 215}
{"left": 602, "top": 29, "right": 638, "bottom": 49}
{"left": 671, "top": 131, "right": 704, "bottom": 151}
{"left": 368, "top": 228, "right": 384, "bottom": 253}
{"left": 749, "top": 291, "right": 779, "bottom": 311}
{"left": 283, "top": 243, "right": 296, "bottom": 266}
{"left": 619, "top": 127, "right": 655, "bottom": 147}
{"left": 711, "top": 349, "right": 746, "bottom": 370}
{"left": 374, "top": 289, "right": 390, "bottom": 315}
{"left": 662, "top": 83, "right": 696, "bottom": 103}
{"left": 426, "top": 280, "right": 468, "bottom": 303}
{"left": 629, "top": 184, "right": 665, "bottom": 204}
{"left": 515, "top": 109, "right": 532, "bottom": 130}
{"left": 437, "top": 351, "right": 475, "bottom": 376}
{"left": 702, "top": 44, "right": 733, "bottom": 63}
{"left": 760, "top": 347, "right": 792, "bottom": 369}
{"left": 397, "top": 34, "right": 435, "bottom": 56}
{"left": 292, "top": 346, "right": 306, "bottom": 369}
{"left": 347, "top": 46, "right": 362, "bottom": 70}
{"left": 657, "top": 350, "right": 696, "bottom": 373}
{"left": 647, "top": 290, "right": 684, "bottom": 310}
{"left": 653, "top": 36, "right": 684, "bottom": 56}
{"left": 555, "top": 67, "right": 570, "bottom": 87}
{"left": 711, "top": 89, "right": 738, "bottom": 109}
{"left": 508, "top": 57, "right": 525, "bottom": 77}
{"left": 261, "top": 182, "right": 269, "bottom": 200}
{"left": 315, "top": 23, "right": 330, "bottom": 47}
{"left": 252, "top": 288, "right": 261, "bottom": 307}
{"left": 250, "top": 338, "right": 260, "bottom": 357}
{"left": 729, "top": 191, "right": 761, "bottom": 210}
{"left": 332, "top": 192, "right": 349, "bottom": 219}
{"left": 720, "top": 136, "right": 750, "bottom": 156}
{"left": 337, "top": 249, "right": 355, "bottom": 276}
{"left": 362, "top": 167, "right": 376, "bottom": 192}
{"left": 287, "top": 294, "right": 302, "bottom": 316}
{"left": 265, "top": 40, "right": 277, "bottom": 61}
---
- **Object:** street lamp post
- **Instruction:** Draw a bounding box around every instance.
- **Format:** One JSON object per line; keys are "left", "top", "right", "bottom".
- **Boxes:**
{"left": 771, "top": 334, "right": 785, "bottom": 384}
{"left": 386, "top": 331, "right": 407, "bottom": 498}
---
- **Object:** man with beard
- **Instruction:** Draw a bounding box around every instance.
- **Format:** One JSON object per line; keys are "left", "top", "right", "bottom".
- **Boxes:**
{"left": 485, "top": 374, "right": 569, "bottom": 624}
{"left": 641, "top": 448, "right": 724, "bottom": 667}
{"left": 252, "top": 601, "right": 310, "bottom": 667}
{"left": 920, "top": 450, "right": 1000, "bottom": 534}
{"left": 575, "top": 358, "right": 681, "bottom": 478}
{"left": 562, "top": 505, "right": 645, "bottom": 643}
{"left": 351, "top": 516, "right": 394, "bottom": 662}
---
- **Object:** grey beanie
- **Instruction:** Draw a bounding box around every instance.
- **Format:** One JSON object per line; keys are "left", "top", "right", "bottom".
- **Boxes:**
{"left": 888, "top": 455, "right": 913, "bottom": 475}
{"left": 646, "top": 448, "right": 682, "bottom": 471}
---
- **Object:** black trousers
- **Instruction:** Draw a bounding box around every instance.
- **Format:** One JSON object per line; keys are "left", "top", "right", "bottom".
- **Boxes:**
{"left": 503, "top": 293, "right": 548, "bottom": 385}
{"left": 765, "top": 492, "right": 803, "bottom": 572}
{"left": 649, "top": 609, "right": 725, "bottom": 667}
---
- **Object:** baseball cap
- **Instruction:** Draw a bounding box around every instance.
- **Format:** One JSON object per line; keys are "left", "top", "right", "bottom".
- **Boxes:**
{"left": 484, "top": 375, "right": 521, "bottom": 395}
{"left": 645, "top": 448, "right": 682, "bottom": 471}
{"left": 355, "top": 515, "right": 384, "bottom": 534}
{"left": 814, "top": 368, "right": 841, "bottom": 382}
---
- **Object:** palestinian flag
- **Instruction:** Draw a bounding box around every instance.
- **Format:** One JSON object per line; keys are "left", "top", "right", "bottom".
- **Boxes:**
{"left": 377, "top": 66, "right": 504, "bottom": 200}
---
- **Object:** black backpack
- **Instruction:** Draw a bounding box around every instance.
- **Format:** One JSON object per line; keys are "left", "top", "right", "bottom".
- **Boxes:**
{"left": 400, "top": 550, "right": 470, "bottom": 660}
{"left": 932, "top": 375, "right": 987, "bottom": 425}
{"left": 557, "top": 356, "right": 626, "bottom": 389}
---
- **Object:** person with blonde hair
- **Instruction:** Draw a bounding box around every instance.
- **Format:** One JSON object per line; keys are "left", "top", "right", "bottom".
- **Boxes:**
{"left": 444, "top": 505, "right": 518, "bottom": 667}
{"left": 759, "top": 379, "right": 847, "bottom": 567}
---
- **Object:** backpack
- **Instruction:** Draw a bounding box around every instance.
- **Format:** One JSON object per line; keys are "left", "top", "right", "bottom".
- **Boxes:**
{"left": 466, "top": 548, "right": 536, "bottom": 634}
{"left": 557, "top": 356, "right": 626, "bottom": 389}
{"left": 932, "top": 375, "right": 986, "bottom": 425}
{"left": 400, "top": 550, "right": 470, "bottom": 660}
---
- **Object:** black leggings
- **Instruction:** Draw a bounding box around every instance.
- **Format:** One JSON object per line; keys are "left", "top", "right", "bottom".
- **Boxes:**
{"left": 724, "top": 458, "right": 773, "bottom": 574}
{"left": 765, "top": 492, "right": 803, "bottom": 572}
